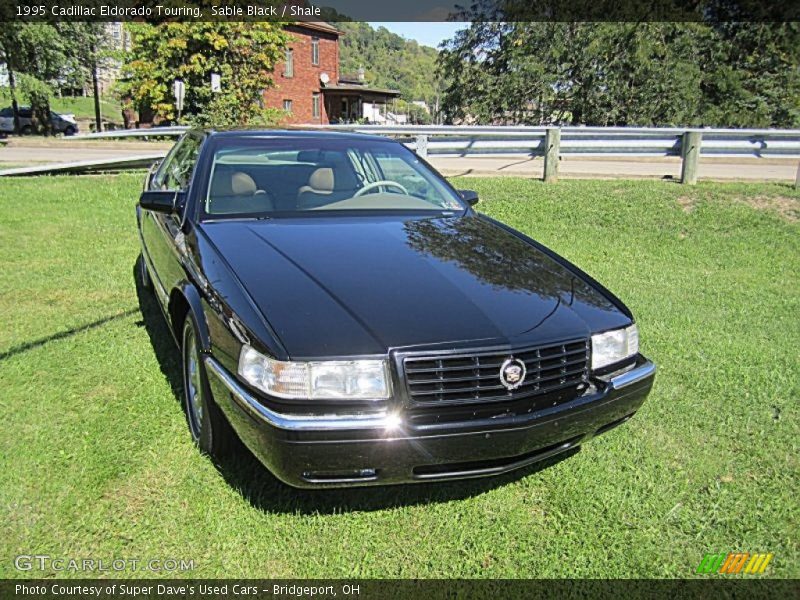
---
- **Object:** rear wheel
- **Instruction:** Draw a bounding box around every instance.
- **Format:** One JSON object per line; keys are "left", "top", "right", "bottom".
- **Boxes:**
{"left": 64, "top": 125, "right": 76, "bottom": 136}
{"left": 19, "top": 125, "right": 32, "bottom": 136}
{"left": 181, "top": 315, "right": 235, "bottom": 458}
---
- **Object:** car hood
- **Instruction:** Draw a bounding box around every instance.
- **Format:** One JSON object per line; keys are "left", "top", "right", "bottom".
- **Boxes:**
{"left": 201, "top": 214, "right": 629, "bottom": 358}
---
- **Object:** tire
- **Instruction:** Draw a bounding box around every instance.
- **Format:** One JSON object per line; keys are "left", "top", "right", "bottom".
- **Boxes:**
{"left": 138, "top": 253, "right": 152, "bottom": 291}
{"left": 181, "top": 315, "right": 235, "bottom": 458}
{"left": 20, "top": 125, "right": 32, "bottom": 136}
{"left": 64, "top": 126, "right": 76, "bottom": 136}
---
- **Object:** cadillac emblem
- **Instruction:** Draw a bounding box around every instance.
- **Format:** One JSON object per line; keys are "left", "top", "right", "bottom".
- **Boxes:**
{"left": 500, "top": 357, "right": 526, "bottom": 390}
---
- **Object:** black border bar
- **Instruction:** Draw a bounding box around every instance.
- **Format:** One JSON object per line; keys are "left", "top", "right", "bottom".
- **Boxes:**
{"left": 2, "top": 579, "right": 800, "bottom": 600}
{"left": 3, "top": 0, "right": 800, "bottom": 23}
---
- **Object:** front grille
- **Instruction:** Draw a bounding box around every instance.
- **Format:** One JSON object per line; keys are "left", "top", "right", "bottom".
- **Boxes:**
{"left": 403, "top": 339, "right": 589, "bottom": 407}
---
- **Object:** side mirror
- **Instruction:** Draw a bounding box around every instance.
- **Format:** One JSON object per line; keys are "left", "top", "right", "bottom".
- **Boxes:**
{"left": 139, "top": 190, "right": 185, "bottom": 215}
{"left": 459, "top": 189, "right": 479, "bottom": 206}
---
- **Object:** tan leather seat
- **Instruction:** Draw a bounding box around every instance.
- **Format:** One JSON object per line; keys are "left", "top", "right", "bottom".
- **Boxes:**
{"left": 296, "top": 168, "right": 334, "bottom": 206}
{"left": 208, "top": 170, "right": 275, "bottom": 214}
{"left": 296, "top": 167, "right": 358, "bottom": 209}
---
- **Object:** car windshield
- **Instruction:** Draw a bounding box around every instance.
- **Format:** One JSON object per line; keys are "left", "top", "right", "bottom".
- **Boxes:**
{"left": 203, "top": 137, "right": 465, "bottom": 216}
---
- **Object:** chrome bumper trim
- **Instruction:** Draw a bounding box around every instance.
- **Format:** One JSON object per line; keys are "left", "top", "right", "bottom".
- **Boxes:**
{"left": 608, "top": 360, "right": 657, "bottom": 391}
{"left": 204, "top": 356, "right": 394, "bottom": 432}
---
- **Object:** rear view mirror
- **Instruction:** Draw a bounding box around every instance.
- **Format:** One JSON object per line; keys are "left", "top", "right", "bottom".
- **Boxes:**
{"left": 459, "top": 189, "right": 479, "bottom": 206}
{"left": 139, "top": 190, "right": 184, "bottom": 215}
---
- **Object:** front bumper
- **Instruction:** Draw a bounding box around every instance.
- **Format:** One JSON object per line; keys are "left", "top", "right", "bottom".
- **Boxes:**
{"left": 206, "top": 355, "right": 656, "bottom": 488}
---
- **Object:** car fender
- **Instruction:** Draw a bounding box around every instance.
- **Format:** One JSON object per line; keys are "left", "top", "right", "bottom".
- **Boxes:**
{"left": 171, "top": 282, "right": 212, "bottom": 352}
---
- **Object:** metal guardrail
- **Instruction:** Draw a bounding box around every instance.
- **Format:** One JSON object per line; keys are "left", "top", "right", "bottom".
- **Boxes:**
{"left": 72, "top": 126, "right": 189, "bottom": 140}
{"left": 326, "top": 125, "right": 800, "bottom": 153}
{"left": 4, "top": 125, "right": 800, "bottom": 184}
{"left": 326, "top": 125, "right": 800, "bottom": 184}
{"left": 0, "top": 154, "right": 167, "bottom": 177}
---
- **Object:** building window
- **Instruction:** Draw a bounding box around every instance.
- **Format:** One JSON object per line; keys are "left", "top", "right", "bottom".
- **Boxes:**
{"left": 284, "top": 49, "right": 293, "bottom": 78}
{"left": 283, "top": 99, "right": 292, "bottom": 113}
{"left": 311, "top": 37, "right": 320, "bottom": 66}
{"left": 312, "top": 93, "right": 320, "bottom": 119}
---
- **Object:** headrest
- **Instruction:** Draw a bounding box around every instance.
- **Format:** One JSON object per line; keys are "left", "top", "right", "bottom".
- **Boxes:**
{"left": 211, "top": 170, "right": 257, "bottom": 196}
{"left": 308, "top": 168, "right": 334, "bottom": 192}
{"left": 231, "top": 171, "right": 257, "bottom": 195}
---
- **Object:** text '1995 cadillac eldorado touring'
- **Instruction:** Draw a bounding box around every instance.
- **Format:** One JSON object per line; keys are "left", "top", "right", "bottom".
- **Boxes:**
{"left": 137, "top": 129, "right": 656, "bottom": 488}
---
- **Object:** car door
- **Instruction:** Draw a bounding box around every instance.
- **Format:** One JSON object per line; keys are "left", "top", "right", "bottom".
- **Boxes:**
{"left": 140, "top": 133, "right": 204, "bottom": 303}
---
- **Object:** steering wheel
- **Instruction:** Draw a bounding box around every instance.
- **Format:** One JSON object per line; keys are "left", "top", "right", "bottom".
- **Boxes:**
{"left": 354, "top": 180, "right": 409, "bottom": 197}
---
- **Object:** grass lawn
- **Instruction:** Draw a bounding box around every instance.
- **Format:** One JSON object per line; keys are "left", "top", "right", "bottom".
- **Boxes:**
{"left": 0, "top": 88, "right": 122, "bottom": 122}
{"left": 0, "top": 175, "right": 797, "bottom": 579}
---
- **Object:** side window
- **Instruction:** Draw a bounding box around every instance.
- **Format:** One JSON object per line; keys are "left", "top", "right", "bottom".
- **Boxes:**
{"left": 312, "top": 93, "right": 320, "bottom": 119}
{"left": 153, "top": 135, "right": 202, "bottom": 191}
{"left": 311, "top": 37, "right": 320, "bottom": 65}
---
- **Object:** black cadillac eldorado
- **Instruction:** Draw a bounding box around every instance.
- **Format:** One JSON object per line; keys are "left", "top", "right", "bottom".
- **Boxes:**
{"left": 137, "top": 129, "right": 656, "bottom": 488}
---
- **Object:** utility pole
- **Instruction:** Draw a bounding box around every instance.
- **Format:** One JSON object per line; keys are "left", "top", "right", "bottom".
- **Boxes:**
{"left": 91, "top": 42, "right": 102, "bottom": 133}
{"left": 7, "top": 67, "right": 21, "bottom": 134}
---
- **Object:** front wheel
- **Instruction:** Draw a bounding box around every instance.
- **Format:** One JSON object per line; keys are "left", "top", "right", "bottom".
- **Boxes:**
{"left": 181, "top": 316, "right": 235, "bottom": 458}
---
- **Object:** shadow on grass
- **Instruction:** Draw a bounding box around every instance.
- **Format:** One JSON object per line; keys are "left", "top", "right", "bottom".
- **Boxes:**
{"left": 133, "top": 257, "right": 183, "bottom": 402}
{"left": 133, "top": 258, "right": 580, "bottom": 515}
{"left": 0, "top": 308, "right": 139, "bottom": 361}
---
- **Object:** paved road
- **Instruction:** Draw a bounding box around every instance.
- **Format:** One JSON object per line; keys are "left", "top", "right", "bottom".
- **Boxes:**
{"left": 0, "top": 142, "right": 172, "bottom": 165}
{"left": 1, "top": 140, "right": 798, "bottom": 182}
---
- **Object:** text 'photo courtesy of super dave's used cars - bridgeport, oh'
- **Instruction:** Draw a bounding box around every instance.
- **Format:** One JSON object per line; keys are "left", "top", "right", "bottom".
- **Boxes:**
{"left": 137, "top": 128, "right": 656, "bottom": 488}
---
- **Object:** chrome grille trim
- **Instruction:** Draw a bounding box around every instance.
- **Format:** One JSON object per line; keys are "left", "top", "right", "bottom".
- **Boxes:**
{"left": 402, "top": 339, "right": 590, "bottom": 406}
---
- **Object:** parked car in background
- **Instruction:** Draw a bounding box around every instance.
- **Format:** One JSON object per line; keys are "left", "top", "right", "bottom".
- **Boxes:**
{"left": 0, "top": 107, "right": 79, "bottom": 135}
{"left": 0, "top": 108, "right": 14, "bottom": 134}
{"left": 137, "top": 129, "right": 656, "bottom": 488}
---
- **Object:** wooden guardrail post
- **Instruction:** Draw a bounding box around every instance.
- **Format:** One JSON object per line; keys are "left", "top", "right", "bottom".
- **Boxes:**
{"left": 681, "top": 130, "right": 702, "bottom": 185}
{"left": 544, "top": 127, "right": 560, "bottom": 183}
{"left": 415, "top": 134, "right": 428, "bottom": 159}
{"left": 795, "top": 160, "right": 800, "bottom": 189}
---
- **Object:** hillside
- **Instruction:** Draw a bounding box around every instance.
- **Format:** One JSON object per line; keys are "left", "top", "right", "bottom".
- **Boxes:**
{"left": 336, "top": 22, "right": 441, "bottom": 105}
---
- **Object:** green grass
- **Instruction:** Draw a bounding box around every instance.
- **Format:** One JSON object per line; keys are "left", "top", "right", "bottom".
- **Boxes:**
{"left": 0, "top": 175, "right": 797, "bottom": 579}
{"left": 0, "top": 88, "right": 122, "bottom": 122}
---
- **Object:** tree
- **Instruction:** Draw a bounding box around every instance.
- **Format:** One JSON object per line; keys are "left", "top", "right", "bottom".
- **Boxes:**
{"left": 60, "top": 23, "right": 117, "bottom": 133}
{"left": 337, "top": 22, "right": 442, "bottom": 110}
{"left": 698, "top": 23, "right": 800, "bottom": 127}
{"left": 0, "top": 23, "right": 67, "bottom": 134}
{"left": 119, "top": 23, "right": 288, "bottom": 126}
{"left": 438, "top": 21, "right": 800, "bottom": 128}
{"left": 0, "top": 23, "right": 24, "bottom": 133}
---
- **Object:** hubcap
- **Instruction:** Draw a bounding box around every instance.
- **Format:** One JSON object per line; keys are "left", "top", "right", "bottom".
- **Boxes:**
{"left": 184, "top": 328, "right": 203, "bottom": 439}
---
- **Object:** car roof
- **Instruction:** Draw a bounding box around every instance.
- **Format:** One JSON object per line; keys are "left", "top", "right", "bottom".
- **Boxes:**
{"left": 202, "top": 128, "right": 394, "bottom": 143}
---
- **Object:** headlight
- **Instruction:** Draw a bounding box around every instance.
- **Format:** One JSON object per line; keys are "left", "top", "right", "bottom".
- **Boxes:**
{"left": 591, "top": 324, "right": 639, "bottom": 370}
{"left": 238, "top": 345, "right": 391, "bottom": 400}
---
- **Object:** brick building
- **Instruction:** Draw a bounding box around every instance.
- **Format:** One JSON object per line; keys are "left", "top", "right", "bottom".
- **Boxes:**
{"left": 264, "top": 22, "right": 400, "bottom": 125}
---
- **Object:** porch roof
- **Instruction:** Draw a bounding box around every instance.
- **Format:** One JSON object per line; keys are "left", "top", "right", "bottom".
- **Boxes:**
{"left": 322, "top": 84, "right": 401, "bottom": 98}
